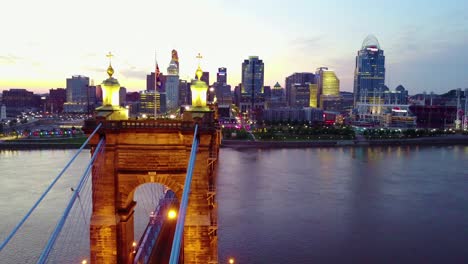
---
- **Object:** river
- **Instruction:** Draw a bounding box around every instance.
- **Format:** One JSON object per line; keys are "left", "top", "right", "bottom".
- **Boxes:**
{"left": 1, "top": 146, "right": 467, "bottom": 263}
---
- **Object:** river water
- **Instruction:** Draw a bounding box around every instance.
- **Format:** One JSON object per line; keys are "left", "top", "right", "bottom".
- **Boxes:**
{"left": 0, "top": 146, "right": 467, "bottom": 263}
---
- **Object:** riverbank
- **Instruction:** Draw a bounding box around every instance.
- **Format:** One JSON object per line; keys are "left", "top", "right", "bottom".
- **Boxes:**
{"left": 0, "top": 137, "right": 87, "bottom": 150}
{"left": 1, "top": 135, "right": 467, "bottom": 150}
{"left": 221, "top": 135, "right": 468, "bottom": 149}
{"left": 0, "top": 142, "right": 87, "bottom": 150}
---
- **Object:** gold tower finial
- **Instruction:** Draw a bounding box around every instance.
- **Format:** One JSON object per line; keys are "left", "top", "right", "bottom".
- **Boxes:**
{"left": 106, "top": 52, "right": 114, "bottom": 77}
{"left": 195, "top": 53, "right": 203, "bottom": 80}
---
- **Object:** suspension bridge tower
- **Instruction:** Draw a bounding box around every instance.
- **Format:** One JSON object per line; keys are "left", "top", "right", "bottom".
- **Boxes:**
{"left": 84, "top": 53, "right": 221, "bottom": 263}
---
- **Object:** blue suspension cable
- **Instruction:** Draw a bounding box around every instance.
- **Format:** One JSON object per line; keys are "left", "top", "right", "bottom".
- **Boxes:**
{"left": 37, "top": 138, "right": 105, "bottom": 264}
{"left": 169, "top": 125, "right": 199, "bottom": 264}
{"left": 0, "top": 123, "right": 102, "bottom": 252}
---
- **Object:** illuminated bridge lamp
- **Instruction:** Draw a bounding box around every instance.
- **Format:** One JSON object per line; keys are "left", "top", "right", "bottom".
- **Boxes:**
{"left": 81, "top": 260, "right": 87, "bottom": 264}
{"left": 191, "top": 65, "right": 208, "bottom": 108}
{"left": 228, "top": 257, "right": 235, "bottom": 264}
{"left": 102, "top": 52, "right": 120, "bottom": 107}
{"left": 96, "top": 52, "right": 129, "bottom": 120}
{"left": 168, "top": 209, "right": 177, "bottom": 220}
{"left": 132, "top": 241, "right": 137, "bottom": 254}
{"left": 188, "top": 53, "right": 210, "bottom": 112}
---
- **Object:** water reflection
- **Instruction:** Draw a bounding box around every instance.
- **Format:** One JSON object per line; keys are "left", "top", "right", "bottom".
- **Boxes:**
{"left": 218, "top": 146, "right": 468, "bottom": 263}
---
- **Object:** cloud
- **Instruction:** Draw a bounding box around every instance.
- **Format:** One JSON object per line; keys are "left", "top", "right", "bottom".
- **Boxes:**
{"left": 0, "top": 55, "right": 22, "bottom": 65}
{"left": 291, "top": 35, "right": 326, "bottom": 50}
{"left": 119, "top": 67, "right": 148, "bottom": 79}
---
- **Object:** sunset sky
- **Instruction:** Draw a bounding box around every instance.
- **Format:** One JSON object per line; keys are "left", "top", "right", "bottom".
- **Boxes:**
{"left": 0, "top": 0, "right": 467, "bottom": 94}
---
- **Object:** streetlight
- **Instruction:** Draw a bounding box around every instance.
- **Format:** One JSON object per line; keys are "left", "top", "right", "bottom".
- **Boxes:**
{"left": 167, "top": 209, "right": 177, "bottom": 220}
{"left": 132, "top": 241, "right": 137, "bottom": 254}
{"left": 228, "top": 257, "right": 235, "bottom": 264}
{"left": 81, "top": 260, "right": 87, "bottom": 264}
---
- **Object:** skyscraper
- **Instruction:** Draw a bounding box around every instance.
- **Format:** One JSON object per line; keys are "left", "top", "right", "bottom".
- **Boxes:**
{"left": 49, "top": 88, "right": 66, "bottom": 113}
{"left": 217, "top": 67, "right": 227, "bottom": 84}
{"left": 240, "top": 56, "right": 265, "bottom": 113}
{"left": 172, "top": 49, "right": 179, "bottom": 68}
{"left": 316, "top": 67, "right": 340, "bottom": 111}
{"left": 290, "top": 84, "right": 310, "bottom": 108}
{"left": 66, "top": 75, "right": 89, "bottom": 103}
{"left": 146, "top": 72, "right": 156, "bottom": 92}
{"left": 179, "top": 80, "right": 191, "bottom": 106}
{"left": 166, "top": 56, "right": 180, "bottom": 111}
{"left": 353, "top": 35, "right": 385, "bottom": 107}
{"left": 0, "top": 104, "right": 6, "bottom": 120}
{"left": 285, "top": 73, "right": 315, "bottom": 107}
{"left": 309, "top": 84, "right": 318, "bottom": 108}
{"left": 267, "top": 82, "right": 286, "bottom": 109}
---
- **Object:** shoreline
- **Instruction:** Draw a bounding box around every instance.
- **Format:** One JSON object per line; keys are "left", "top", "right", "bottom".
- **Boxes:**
{"left": 0, "top": 142, "right": 89, "bottom": 150}
{"left": 221, "top": 135, "right": 468, "bottom": 149}
{"left": 1, "top": 135, "right": 467, "bottom": 150}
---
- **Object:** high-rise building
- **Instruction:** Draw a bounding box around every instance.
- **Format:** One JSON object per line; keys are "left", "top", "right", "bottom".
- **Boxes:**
{"left": 2, "top": 89, "right": 41, "bottom": 114}
{"left": 309, "top": 84, "right": 319, "bottom": 108}
{"left": 316, "top": 67, "right": 340, "bottom": 111}
{"left": 213, "top": 82, "right": 232, "bottom": 105}
{"left": 290, "top": 84, "right": 310, "bottom": 108}
{"left": 139, "top": 91, "right": 157, "bottom": 115}
{"left": 217, "top": 67, "right": 227, "bottom": 84}
{"left": 233, "top": 84, "right": 241, "bottom": 108}
{"left": 240, "top": 56, "right": 265, "bottom": 113}
{"left": 353, "top": 35, "right": 385, "bottom": 107}
{"left": 49, "top": 88, "right": 66, "bottom": 114}
{"left": 179, "top": 80, "right": 191, "bottom": 106}
{"left": 172, "top": 49, "right": 179, "bottom": 68}
{"left": 267, "top": 82, "right": 286, "bottom": 109}
{"left": 119, "top": 87, "right": 127, "bottom": 107}
{"left": 66, "top": 75, "right": 89, "bottom": 103}
{"left": 166, "top": 57, "right": 179, "bottom": 111}
{"left": 96, "top": 85, "right": 103, "bottom": 103}
{"left": 285, "top": 73, "right": 315, "bottom": 107}
{"left": 1, "top": 104, "right": 6, "bottom": 120}
{"left": 146, "top": 72, "right": 156, "bottom": 92}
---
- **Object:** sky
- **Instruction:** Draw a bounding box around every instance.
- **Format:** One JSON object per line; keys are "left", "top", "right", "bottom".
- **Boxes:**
{"left": 0, "top": 0, "right": 467, "bottom": 94}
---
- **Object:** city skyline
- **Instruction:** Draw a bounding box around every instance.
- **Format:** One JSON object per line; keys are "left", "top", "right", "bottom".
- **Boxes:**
{"left": 1, "top": 0, "right": 467, "bottom": 94}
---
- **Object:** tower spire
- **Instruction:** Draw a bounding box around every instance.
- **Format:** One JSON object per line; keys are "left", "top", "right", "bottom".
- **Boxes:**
{"left": 196, "top": 53, "right": 203, "bottom": 80}
{"left": 106, "top": 52, "right": 114, "bottom": 78}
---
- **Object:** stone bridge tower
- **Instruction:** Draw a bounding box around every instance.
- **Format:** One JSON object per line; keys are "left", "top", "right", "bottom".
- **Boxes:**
{"left": 84, "top": 56, "right": 220, "bottom": 263}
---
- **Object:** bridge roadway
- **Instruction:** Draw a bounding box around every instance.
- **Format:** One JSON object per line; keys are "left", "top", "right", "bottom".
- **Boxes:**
{"left": 147, "top": 217, "right": 182, "bottom": 264}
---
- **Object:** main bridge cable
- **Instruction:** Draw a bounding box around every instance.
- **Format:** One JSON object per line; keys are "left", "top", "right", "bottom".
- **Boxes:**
{"left": 0, "top": 123, "right": 102, "bottom": 252}
{"left": 169, "top": 124, "right": 199, "bottom": 264}
{"left": 37, "top": 137, "right": 105, "bottom": 264}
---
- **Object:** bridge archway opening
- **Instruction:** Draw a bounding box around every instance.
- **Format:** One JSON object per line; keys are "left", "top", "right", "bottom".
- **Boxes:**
{"left": 132, "top": 183, "right": 169, "bottom": 242}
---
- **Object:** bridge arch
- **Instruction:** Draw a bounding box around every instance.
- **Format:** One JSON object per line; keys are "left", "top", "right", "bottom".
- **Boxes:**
{"left": 122, "top": 174, "right": 184, "bottom": 209}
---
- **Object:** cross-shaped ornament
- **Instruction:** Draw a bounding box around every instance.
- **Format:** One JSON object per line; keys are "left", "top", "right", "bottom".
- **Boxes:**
{"left": 106, "top": 52, "right": 113, "bottom": 65}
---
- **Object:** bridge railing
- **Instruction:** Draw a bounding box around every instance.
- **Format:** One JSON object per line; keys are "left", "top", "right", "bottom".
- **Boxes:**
{"left": 84, "top": 118, "right": 216, "bottom": 133}
{"left": 133, "top": 191, "right": 177, "bottom": 264}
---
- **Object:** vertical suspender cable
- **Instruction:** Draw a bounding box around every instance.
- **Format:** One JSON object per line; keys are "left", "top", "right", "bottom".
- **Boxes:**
{"left": 168, "top": 124, "right": 199, "bottom": 264}
{"left": 37, "top": 138, "right": 105, "bottom": 264}
{"left": 0, "top": 123, "right": 102, "bottom": 252}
